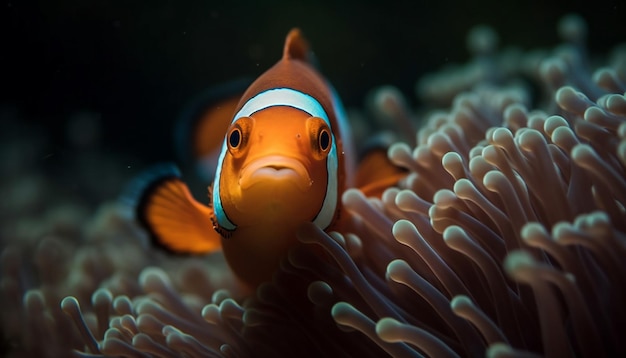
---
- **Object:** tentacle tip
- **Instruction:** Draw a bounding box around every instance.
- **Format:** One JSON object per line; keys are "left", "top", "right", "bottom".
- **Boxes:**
{"left": 391, "top": 219, "right": 417, "bottom": 243}
{"left": 201, "top": 303, "right": 221, "bottom": 324}
{"left": 521, "top": 222, "right": 548, "bottom": 242}
{"left": 307, "top": 281, "right": 333, "bottom": 306}
{"left": 571, "top": 143, "right": 595, "bottom": 162}
{"left": 92, "top": 288, "right": 114, "bottom": 307}
{"left": 482, "top": 170, "right": 507, "bottom": 191}
{"left": 450, "top": 294, "right": 473, "bottom": 311}
{"left": 433, "top": 189, "right": 458, "bottom": 208}
{"left": 503, "top": 250, "right": 537, "bottom": 277}
{"left": 60, "top": 295, "right": 80, "bottom": 313}
{"left": 442, "top": 225, "right": 465, "bottom": 243}
{"left": 331, "top": 301, "right": 359, "bottom": 326}
{"left": 486, "top": 342, "right": 514, "bottom": 358}
{"left": 375, "top": 317, "right": 402, "bottom": 342}
{"left": 386, "top": 259, "right": 410, "bottom": 282}
{"left": 138, "top": 266, "right": 171, "bottom": 291}
{"left": 341, "top": 188, "right": 367, "bottom": 210}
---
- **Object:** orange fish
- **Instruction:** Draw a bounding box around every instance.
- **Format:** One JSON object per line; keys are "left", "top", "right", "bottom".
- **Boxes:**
{"left": 130, "top": 29, "right": 406, "bottom": 288}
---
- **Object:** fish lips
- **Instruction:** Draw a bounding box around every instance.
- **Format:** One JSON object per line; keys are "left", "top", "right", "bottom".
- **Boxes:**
{"left": 239, "top": 155, "right": 313, "bottom": 192}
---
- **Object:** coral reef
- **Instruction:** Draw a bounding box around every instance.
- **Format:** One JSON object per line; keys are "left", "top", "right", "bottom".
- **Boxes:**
{"left": 2, "top": 14, "right": 625, "bottom": 357}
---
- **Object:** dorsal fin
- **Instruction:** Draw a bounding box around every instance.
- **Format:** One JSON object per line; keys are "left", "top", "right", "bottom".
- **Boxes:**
{"left": 283, "top": 28, "right": 311, "bottom": 62}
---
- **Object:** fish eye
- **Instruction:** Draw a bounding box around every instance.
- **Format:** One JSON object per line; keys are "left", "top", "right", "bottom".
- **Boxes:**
{"left": 319, "top": 129, "right": 331, "bottom": 152}
{"left": 306, "top": 117, "right": 332, "bottom": 160}
{"left": 229, "top": 128, "right": 241, "bottom": 148}
{"left": 226, "top": 117, "right": 253, "bottom": 157}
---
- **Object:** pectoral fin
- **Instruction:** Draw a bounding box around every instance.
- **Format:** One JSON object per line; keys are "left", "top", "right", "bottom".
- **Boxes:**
{"left": 124, "top": 163, "right": 221, "bottom": 254}
{"left": 355, "top": 147, "right": 408, "bottom": 198}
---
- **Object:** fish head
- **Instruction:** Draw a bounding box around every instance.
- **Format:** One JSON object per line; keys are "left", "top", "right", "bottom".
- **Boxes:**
{"left": 215, "top": 105, "right": 337, "bottom": 231}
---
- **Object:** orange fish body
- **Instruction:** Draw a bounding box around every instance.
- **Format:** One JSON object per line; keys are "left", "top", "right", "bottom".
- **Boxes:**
{"left": 210, "top": 29, "right": 356, "bottom": 284}
{"left": 132, "top": 29, "right": 403, "bottom": 288}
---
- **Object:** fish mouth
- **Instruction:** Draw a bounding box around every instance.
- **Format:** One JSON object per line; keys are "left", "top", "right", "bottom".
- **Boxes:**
{"left": 239, "top": 155, "right": 312, "bottom": 191}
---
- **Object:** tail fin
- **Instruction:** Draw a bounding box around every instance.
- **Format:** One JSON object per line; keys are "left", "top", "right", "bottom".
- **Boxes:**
{"left": 121, "top": 163, "right": 221, "bottom": 254}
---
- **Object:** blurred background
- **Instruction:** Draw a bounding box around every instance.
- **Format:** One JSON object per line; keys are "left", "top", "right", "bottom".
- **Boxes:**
{"left": 1, "top": 0, "right": 625, "bottom": 179}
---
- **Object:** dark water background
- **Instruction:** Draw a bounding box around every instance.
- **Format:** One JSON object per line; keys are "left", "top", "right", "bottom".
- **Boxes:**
{"left": 2, "top": 0, "right": 625, "bottom": 171}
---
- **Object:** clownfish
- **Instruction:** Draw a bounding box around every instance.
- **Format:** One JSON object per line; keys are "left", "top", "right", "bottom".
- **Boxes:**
{"left": 130, "top": 29, "right": 406, "bottom": 288}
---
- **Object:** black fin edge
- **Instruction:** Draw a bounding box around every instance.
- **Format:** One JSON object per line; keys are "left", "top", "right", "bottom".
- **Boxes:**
{"left": 119, "top": 162, "right": 187, "bottom": 253}
{"left": 174, "top": 77, "right": 253, "bottom": 176}
{"left": 357, "top": 131, "right": 399, "bottom": 161}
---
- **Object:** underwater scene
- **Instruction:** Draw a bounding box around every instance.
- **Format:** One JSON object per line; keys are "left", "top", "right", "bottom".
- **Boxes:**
{"left": 2, "top": 1, "right": 626, "bottom": 357}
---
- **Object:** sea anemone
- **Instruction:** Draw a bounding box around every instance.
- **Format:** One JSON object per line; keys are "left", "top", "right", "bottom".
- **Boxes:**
{"left": 1, "top": 14, "right": 625, "bottom": 358}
